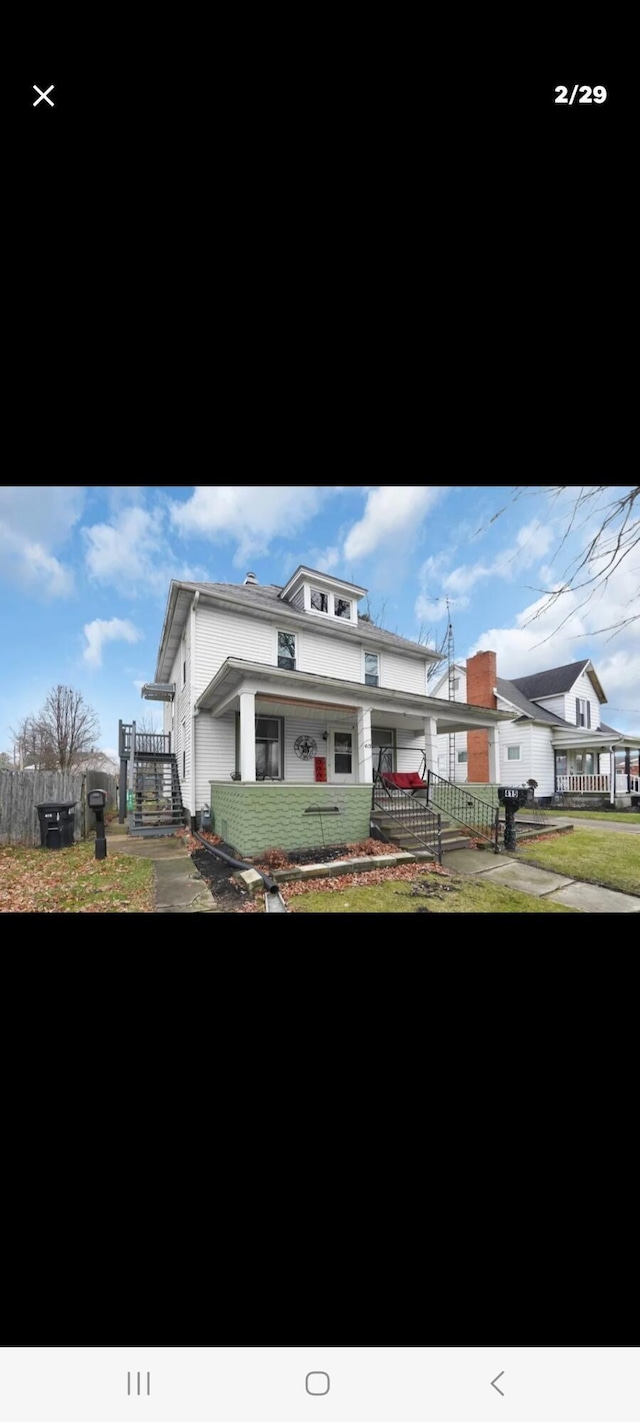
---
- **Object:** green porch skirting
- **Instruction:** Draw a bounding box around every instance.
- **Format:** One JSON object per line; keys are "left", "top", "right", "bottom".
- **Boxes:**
{"left": 209, "top": 782, "right": 372, "bottom": 858}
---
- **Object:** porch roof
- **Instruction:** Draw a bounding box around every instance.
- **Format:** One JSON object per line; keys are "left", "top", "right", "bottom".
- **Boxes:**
{"left": 551, "top": 729, "right": 640, "bottom": 749}
{"left": 195, "top": 657, "right": 513, "bottom": 733}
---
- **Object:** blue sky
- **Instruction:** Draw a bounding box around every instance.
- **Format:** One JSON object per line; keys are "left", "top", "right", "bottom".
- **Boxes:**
{"left": 0, "top": 484, "right": 638, "bottom": 761}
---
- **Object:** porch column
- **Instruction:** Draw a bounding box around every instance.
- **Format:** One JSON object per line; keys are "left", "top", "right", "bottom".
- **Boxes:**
{"left": 357, "top": 706, "right": 373, "bottom": 783}
{"left": 487, "top": 725, "right": 498, "bottom": 784}
{"left": 423, "top": 716, "right": 438, "bottom": 776}
{"left": 610, "top": 746, "right": 615, "bottom": 805}
{"left": 239, "top": 691, "right": 256, "bottom": 782}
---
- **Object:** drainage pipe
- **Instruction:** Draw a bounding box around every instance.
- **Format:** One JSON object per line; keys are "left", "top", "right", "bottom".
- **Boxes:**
{"left": 191, "top": 828, "right": 280, "bottom": 894}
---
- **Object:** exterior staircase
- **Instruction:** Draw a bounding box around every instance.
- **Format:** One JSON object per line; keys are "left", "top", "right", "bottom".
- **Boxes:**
{"left": 371, "top": 771, "right": 503, "bottom": 859}
{"left": 370, "top": 804, "right": 471, "bottom": 855}
{"left": 129, "top": 752, "right": 186, "bottom": 836}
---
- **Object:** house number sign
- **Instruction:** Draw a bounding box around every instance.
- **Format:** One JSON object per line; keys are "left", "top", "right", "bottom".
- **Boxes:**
{"left": 294, "top": 735, "right": 318, "bottom": 760}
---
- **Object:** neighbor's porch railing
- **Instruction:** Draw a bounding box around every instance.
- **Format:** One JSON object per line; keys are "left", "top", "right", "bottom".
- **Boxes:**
{"left": 629, "top": 774, "right": 640, "bottom": 794}
{"left": 556, "top": 774, "right": 609, "bottom": 793}
{"left": 119, "top": 721, "right": 171, "bottom": 757}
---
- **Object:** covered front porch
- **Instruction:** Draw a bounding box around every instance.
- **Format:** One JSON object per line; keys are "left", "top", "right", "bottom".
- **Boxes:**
{"left": 196, "top": 657, "right": 511, "bottom": 856}
{"left": 554, "top": 740, "right": 640, "bottom": 802}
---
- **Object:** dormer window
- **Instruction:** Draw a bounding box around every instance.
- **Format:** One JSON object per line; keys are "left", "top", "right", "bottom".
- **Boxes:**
{"left": 310, "top": 589, "right": 328, "bottom": 613}
{"left": 335, "top": 597, "right": 351, "bottom": 620}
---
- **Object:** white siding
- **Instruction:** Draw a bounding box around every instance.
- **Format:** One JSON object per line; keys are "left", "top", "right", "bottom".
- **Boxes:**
{"left": 290, "top": 588, "right": 305, "bottom": 612}
{"left": 195, "top": 605, "right": 273, "bottom": 696}
{"left": 528, "top": 725, "right": 556, "bottom": 797}
{"left": 435, "top": 729, "right": 468, "bottom": 781}
{"left": 532, "top": 694, "right": 565, "bottom": 720}
{"left": 430, "top": 669, "right": 467, "bottom": 701}
{"left": 396, "top": 730, "right": 425, "bottom": 775}
{"left": 380, "top": 649, "right": 426, "bottom": 694}
{"left": 499, "top": 721, "right": 533, "bottom": 784}
{"left": 300, "top": 628, "right": 362, "bottom": 681}
{"left": 173, "top": 620, "right": 193, "bottom": 812}
{"left": 283, "top": 717, "right": 332, "bottom": 782}
{"left": 195, "top": 710, "right": 236, "bottom": 806}
{"left": 562, "top": 670, "right": 601, "bottom": 729}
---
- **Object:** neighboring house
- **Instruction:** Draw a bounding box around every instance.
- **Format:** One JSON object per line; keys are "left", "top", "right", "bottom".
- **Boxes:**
{"left": 120, "top": 568, "right": 510, "bottom": 853}
{"left": 432, "top": 651, "right": 640, "bottom": 806}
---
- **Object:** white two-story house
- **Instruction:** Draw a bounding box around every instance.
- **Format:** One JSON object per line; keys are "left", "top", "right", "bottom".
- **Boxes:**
{"left": 120, "top": 568, "right": 511, "bottom": 856}
{"left": 432, "top": 651, "right": 640, "bottom": 807}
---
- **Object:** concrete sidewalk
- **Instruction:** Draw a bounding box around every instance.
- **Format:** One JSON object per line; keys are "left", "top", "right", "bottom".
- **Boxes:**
{"left": 534, "top": 816, "right": 640, "bottom": 835}
{"left": 107, "top": 827, "right": 218, "bottom": 912}
{"left": 442, "top": 847, "right": 640, "bottom": 912}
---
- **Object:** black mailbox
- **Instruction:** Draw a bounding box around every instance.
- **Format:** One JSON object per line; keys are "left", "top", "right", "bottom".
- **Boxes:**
{"left": 88, "top": 788, "right": 108, "bottom": 859}
{"left": 497, "top": 786, "right": 529, "bottom": 809}
{"left": 498, "top": 785, "right": 529, "bottom": 850}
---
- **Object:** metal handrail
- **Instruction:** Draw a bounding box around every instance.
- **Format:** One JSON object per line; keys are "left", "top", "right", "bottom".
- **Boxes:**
{"left": 371, "top": 773, "right": 442, "bottom": 862}
{"left": 426, "top": 770, "right": 501, "bottom": 853}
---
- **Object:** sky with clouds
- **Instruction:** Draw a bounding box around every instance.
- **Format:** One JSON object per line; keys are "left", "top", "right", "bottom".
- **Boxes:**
{"left": 0, "top": 484, "right": 638, "bottom": 762}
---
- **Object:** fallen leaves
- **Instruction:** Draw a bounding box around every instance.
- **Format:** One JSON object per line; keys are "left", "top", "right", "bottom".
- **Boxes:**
{"left": 280, "top": 860, "right": 451, "bottom": 900}
{"left": 0, "top": 842, "right": 154, "bottom": 912}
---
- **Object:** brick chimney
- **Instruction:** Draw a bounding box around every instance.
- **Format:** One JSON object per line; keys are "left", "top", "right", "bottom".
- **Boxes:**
{"left": 466, "top": 650, "right": 497, "bottom": 783}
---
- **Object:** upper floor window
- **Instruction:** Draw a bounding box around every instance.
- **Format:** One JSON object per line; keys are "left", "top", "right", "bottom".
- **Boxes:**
{"left": 507, "top": 745, "right": 521, "bottom": 761}
{"left": 452, "top": 678, "right": 460, "bottom": 691}
{"left": 457, "top": 750, "right": 467, "bottom": 763}
{"left": 278, "top": 631, "right": 296, "bottom": 671}
{"left": 335, "top": 597, "right": 351, "bottom": 620}
{"left": 576, "top": 697, "right": 591, "bottom": 728}
{"left": 310, "top": 588, "right": 328, "bottom": 613}
{"left": 365, "top": 652, "right": 379, "bottom": 687}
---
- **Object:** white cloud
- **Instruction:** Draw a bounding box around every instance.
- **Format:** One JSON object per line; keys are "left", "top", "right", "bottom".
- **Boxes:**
{"left": 343, "top": 487, "right": 446, "bottom": 562}
{"left": 83, "top": 505, "right": 209, "bottom": 593}
{"left": 312, "top": 546, "right": 341, "bottom": 573}
{"left": 83, "top": 618, "right": 143, "bottom": 668}
{"left": 466, "top": 557, "right": 640, "bottom": 732}
{"left": 0, "top": 486, "right": 84, "bottom": 597}
{"left": 170, "top": 487, "right": 334, "bottom": 566}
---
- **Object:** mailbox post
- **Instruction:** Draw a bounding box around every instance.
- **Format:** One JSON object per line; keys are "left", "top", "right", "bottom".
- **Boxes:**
{"left": 497, "top": 785, "right": 529, "bottom": 851}
{"left": 88, "top": 788, "right": 108, "bottom": 860}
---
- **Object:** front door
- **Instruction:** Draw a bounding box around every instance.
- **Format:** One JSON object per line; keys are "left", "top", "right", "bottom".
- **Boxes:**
{"left": 330, "top": 727, "right": 355, "bottom": 783}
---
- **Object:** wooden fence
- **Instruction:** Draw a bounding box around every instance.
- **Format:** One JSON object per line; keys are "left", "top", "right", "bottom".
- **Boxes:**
{"left": 0, "top": 770, "right": 117, "bottom": 847}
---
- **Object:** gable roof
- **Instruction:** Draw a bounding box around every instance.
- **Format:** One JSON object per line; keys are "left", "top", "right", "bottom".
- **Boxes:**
{"left": 509, "top": 659, "right": 606, "bottom": 703}
{"left": 496, "top": 678, "right": 573, "bottom": 726}
{"left": 155, "top": 579, "right": 444, "bottom": 681}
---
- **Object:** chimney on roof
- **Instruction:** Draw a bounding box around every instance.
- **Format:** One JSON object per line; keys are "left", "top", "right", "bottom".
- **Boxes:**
{"left": 243, "top": 571, "right": 258, "bottom": 585}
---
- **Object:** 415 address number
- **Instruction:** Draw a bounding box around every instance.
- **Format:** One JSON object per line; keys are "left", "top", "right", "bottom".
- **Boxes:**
{"left": 555, "top": 86, "right": 607, "bottom": 104}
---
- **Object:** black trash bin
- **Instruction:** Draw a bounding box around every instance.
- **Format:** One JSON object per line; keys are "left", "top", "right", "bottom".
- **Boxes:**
{"left": 36, "top": 801, "right": 77, "bottom": 850}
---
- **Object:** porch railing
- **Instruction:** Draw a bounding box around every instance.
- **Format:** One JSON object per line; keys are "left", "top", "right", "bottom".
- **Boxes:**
{"left": 119, "top": 722, "right": 171, "bottom": 757}
{"left": 556, "top": 774, "right": 609, "bottom": 793}
{"left": 371, "top": 775, "right": 443, "bottom": 862}
{"left": 629, "top": 774, "right": 640, "bottom": 794}
{"left": 426, "top": 770, "right": 501, "bottom": 853}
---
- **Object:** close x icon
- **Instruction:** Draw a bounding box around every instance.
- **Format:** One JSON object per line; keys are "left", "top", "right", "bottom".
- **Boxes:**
{"left": 33, "top": 84, "right": 54, "bottom": 107}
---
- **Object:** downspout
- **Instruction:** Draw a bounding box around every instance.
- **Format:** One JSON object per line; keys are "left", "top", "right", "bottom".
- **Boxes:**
{"left": 189, "top": 592, "right": 199, "bottom": 826}
{"left": 610, "top": 745, "right": 616, "bottom": 805}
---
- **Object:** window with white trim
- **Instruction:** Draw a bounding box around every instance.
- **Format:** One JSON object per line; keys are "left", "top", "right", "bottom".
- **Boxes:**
{"left": 364, "top": 651, "right": 379, "bottom": 687}
{"left": 576, "top": 697, "right": 590, "bottom": 728}
{"left": 310, "top": 588, "right": 328, "bottom": 613}
{"left": 335, "top": 597, "right": 351, "bottom": 620}
{"left": 452, "top": 678, "right": 460, "bottom": 691}
{"left": 507, "top": 745, "right": 521, "bottom": 761}
{"left": 277, "top": 630, "right": 296, "bottom": 671}
{"left": 457, "top": 750, "right": 468, "bottom": 763}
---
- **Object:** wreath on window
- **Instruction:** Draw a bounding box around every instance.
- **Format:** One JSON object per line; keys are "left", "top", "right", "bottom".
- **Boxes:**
{"left": 294, "top": 734, "right": 318, "bottom": 760}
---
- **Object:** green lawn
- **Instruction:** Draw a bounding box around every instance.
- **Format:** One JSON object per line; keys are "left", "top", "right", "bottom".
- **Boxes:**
{"left": 0, "top": 841, "right": 155, "bottom": 912}
{"left": 287, "top": 871, "right": 577, "bottom": 913}
{"left": 517, "top": 828, "right": 640, "bottom": 896}
{"left": 533, "top": 808, "right": 640, "bottom": 825}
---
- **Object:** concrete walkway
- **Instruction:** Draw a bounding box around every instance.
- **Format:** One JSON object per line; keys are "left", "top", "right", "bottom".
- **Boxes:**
{"left": 107, "top": 825, "right": 218, "bottom": 912}
{"left": 535, "top": 815, "right": 640, "bottom": 835}
{"left": 442, "top": 847, "right": 640, "bottom": 912}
